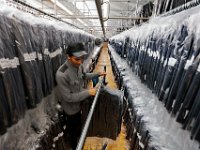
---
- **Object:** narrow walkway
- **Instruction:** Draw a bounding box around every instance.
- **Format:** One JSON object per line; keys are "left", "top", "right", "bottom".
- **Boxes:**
{"left": 83, "top": 43, "right": 129, "bottom": 150}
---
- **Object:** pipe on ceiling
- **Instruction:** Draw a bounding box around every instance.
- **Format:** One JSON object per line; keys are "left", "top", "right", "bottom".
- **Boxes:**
{"left": 95, "top": 0, "right": 106, "bottom": 38}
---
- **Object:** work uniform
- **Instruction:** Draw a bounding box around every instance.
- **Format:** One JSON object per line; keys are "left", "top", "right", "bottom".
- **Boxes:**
{"left": 56, "top": 60, "right": 99, "bottom": 149}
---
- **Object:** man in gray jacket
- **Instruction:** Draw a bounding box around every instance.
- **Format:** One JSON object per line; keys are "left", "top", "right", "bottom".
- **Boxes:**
{"left": 56, "top": 42, "right": 105, "bottom": 150}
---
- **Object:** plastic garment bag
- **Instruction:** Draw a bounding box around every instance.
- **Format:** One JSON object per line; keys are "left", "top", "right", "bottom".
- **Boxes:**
{"left": 0, "top": 74, "right": 9, "bottom": 135}
{"left": 159, "top": 25, "right": 188, "bottom": 103}
{"left": 165, "top": 33, "right": 194, "bottom": 111}
{"left": 172, "top": 41, "right": 200, "bottom": 116}
{"left": 131, "top": 40, "right": 141, "bottom": 73}
{"left": 24, "top": 23, "right": 44, "bottom": 104}
{"left": 0, "top": 16, "right": 27, "bottom": 126}
{"left": 177, "top": 67, "right": 200, "bottom": 125}
{"left": 48, "top": 28, "right": 63, "bottom": 85}
{"left": 38, "top": 121, "right": 70, "bottom": 150}
{"left": 148, "top": 39, "right": 160, "bottom": 90}
{"left": 191, "top": 110, "right": 200, "bottom": 142}
{"left": 143, "top": 36, "right": 158, "bottom": 89}
{"left": 8, "top": 18, "right": 41, "bottom": 108}
{"left": 128, "top": 41, "right": 138, "bottom": 70}
{"left": 137, "top": 40, "right": 148, "bottom": 82}
{"left": 121, "top": 37, "right": 130, "bottom": 58}
{"left": 183, "top": 87, "right": 200, "bottom": 142}
{"left": 127, "top": 42, "right": 134, "bottom": 66}
{"left": 40, "top": 26, "right": 55, "bottom": 95}
{"left": 175, "top": 45, "right": 200, "bottom": 123}
{"left": 122, "top": 85, "right": 151, "bottom": 150}
{"left": 154, "top": 34, "right": 174, "bottom": 96}
{"left": 180, "top": 62, "right": 200, "bottom": 140}
{"left": 5, "top": 19, "right": 27, "bottom": 117}
{"left": 31, "top": 25, "right": 49, "bottom": 97}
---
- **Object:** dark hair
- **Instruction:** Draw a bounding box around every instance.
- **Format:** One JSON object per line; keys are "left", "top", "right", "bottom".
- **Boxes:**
{"left": 66, "top": 42, "right": 85, "bottom": 56}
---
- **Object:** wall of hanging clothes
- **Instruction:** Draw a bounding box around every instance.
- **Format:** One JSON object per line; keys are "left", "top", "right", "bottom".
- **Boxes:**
{"left": 155, "top": 0, "right": 193, "bottom": 15}
{"left": 0, "top": 3, "right": 95, "bottom": 137}
{"left": 109, "top": 4, "right": 200, "bottom": 150}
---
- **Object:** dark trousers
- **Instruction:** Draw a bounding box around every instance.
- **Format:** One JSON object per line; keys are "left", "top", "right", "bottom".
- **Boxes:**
{"left": 66, "top": 112, "right": 82, "bottom": 150}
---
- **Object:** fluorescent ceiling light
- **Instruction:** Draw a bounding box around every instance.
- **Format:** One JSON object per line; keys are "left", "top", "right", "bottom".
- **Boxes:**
{"left": 50, "top": 0, "right": 88, "bottom": 26}
{"left": 77, "top": 18, "right": 88, "bottom": 26}
{"left": 51, "top": 0, "right": 73, "bottom": 15}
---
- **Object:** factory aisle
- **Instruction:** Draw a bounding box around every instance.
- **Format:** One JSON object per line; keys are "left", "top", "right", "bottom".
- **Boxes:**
{"left": 83, "top": 43, "right": 129, "bottom": 150}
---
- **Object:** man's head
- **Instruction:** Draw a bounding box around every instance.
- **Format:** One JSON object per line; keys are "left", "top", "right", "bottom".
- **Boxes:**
{"left": 66, "top": 42, "right": 87, "bottom": 67}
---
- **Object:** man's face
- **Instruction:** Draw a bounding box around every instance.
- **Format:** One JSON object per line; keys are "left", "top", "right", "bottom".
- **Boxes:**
{"left": 68, "top": 55, "right": 84, "bottom": 67}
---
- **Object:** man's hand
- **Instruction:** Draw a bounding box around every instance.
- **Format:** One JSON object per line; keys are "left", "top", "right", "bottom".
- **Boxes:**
{"left": 99, "top": 71, "right": 107, "bottom": 77}
{"left": 89, "top": 88, "right": 97, "bottom": 96}
{"left": 89, "top": 82, "right": 101, "bottom": 96}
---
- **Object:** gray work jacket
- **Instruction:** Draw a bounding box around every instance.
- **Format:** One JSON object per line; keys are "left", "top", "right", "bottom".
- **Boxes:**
{"left": 56, "top": 60, "right": 99, "bottom": 115}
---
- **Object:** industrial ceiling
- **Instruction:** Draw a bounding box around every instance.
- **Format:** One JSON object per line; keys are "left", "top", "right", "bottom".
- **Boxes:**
{"left": 13, "top": 0, "right": 154, "bottom": 38}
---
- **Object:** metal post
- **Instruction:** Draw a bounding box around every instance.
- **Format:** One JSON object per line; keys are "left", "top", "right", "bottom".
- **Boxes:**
{"left": 76, "top": 78, "right": 104, "bottom": 150}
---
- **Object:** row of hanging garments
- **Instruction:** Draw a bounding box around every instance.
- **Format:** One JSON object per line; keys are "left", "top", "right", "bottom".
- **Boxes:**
{"left": 155, "top": 0, "right": 193, "bottom": 15}
{"left": 0, "top": 5, "right": 95, "bottom": 136}
{"left": 108, "top": 3, "right": 200, "bottom": 150}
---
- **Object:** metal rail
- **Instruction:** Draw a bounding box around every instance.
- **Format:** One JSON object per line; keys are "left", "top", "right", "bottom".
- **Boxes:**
{"left": 76, "top": 78, "right": 104, "bottom": 150}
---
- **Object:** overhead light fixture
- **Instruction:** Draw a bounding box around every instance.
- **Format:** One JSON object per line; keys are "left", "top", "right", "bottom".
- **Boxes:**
{"left": 50, "top": 0, "right": 88, "bottom": 26}
{"left": 50, "top": 0, "right": 73, "bottom": 15}
{"left": 77, "top": 18, "right": 88, "bottom": 26}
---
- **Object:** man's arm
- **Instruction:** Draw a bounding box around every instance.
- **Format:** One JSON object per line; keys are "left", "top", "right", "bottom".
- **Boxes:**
{"left": 84, "top": 72, "right": 100, "bottom": 80}
{"left": 81, "top": 65, "right": 106, "bottom": 80}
